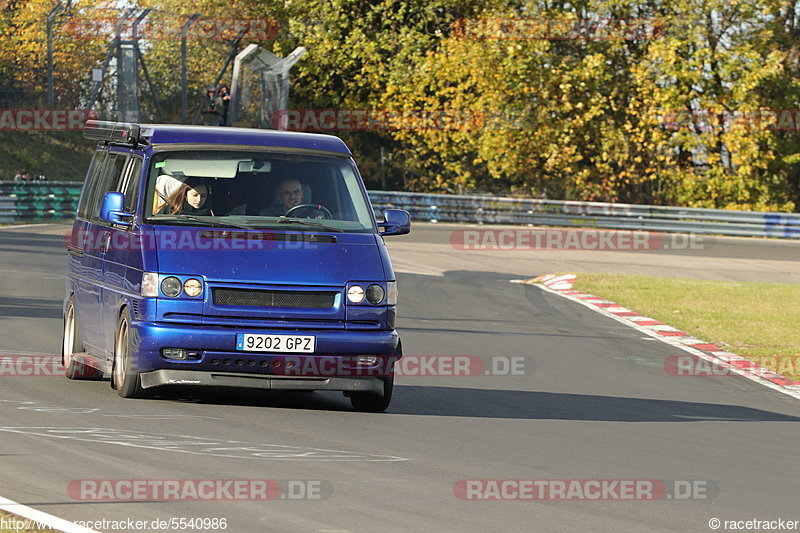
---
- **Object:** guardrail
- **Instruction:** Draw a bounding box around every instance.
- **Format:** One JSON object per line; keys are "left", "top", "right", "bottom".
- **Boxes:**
{"left": 2, "top": 182, "right": 799, "bottom": 239}
{"left": 369, "top": 191, "right": 800, "bottom": 239}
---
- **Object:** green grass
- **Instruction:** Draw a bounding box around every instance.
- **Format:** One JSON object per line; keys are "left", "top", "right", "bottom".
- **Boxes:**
{"left": 571, "top": 273, "right": 800, "bottom": 378}
{"left": 0, "top": 510, "right": 52, "bottom": 532}
{"left": 0, "top": 131, "right": 92, "bottom": 182}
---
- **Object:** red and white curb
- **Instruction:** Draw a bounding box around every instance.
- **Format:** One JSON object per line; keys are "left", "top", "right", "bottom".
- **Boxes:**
{"left": 513, "top": 274, "right": 800, "bottom": 401}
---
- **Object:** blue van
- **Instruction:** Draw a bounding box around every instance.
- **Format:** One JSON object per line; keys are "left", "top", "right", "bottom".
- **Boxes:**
{"left": 63, "top": 121, "right": 410, "bottom": 411}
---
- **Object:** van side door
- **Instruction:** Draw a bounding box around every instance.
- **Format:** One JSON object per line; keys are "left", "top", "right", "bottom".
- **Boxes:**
{"left": 68, "top": 150, "right": 106, "bottom": 354}
{"left": 99, "top": 154, "right": 143, "bottom": 356}
{"left": 77, "top": 150, "right": 129, "bottom": 356}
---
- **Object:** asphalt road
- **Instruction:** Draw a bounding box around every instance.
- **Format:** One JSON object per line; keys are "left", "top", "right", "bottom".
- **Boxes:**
{"left": 0, "top": 223, "right": 798, "bottom": 533}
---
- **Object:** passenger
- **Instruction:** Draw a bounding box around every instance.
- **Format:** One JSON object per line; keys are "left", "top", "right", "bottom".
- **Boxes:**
{"left": 153, "top": 173, "right": 184, "bottom": 214}
{"left": 159, "top": 178, "right": 215, "bottom": 216}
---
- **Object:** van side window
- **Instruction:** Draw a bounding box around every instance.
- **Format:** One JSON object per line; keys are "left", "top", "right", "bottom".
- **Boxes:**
{"left": 88, "top": 152, "right": 128, "bottom": 221}
{"left": 119, "top": 157, "right": 142, "bottom": 213}
{"left": 77, "top": 150, "right": 108, "bottom": 219}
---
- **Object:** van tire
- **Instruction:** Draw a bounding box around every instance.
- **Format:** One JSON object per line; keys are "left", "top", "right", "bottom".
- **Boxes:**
{"left": 349, "top": 374, "right": 394, "bottom": 412}
{"left": 348, "top": 343, "right": 400, "bottom": 412}
{"left": 112, "top": 308, "right": 147, "bottom": 398}
{"left": 62, "top": 298, "right": 102, "bottom": 380}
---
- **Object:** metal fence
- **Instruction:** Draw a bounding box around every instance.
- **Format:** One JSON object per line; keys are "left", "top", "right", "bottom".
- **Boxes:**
{"left": 369, "top": 191, "right": 800, "bottom": 239}
{"left": 2, "top": 182, "right": 799, "bottom": 239}
{"left": 0, "top": 181, "right": 83, "bottom": 223}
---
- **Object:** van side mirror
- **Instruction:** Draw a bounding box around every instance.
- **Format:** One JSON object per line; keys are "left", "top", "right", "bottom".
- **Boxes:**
{"left": 100, "top": 192, "right": 133, "bottom": 227}
{"left": 378, "top": 209, "right": 410, "bottom": 236}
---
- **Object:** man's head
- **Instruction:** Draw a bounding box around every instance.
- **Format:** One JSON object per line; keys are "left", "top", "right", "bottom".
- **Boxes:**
{"left": 207, "top": 87, "right": 217, "bottom": 96}
{"left": 278, "top": 178, "right": 303, "bottom": 211}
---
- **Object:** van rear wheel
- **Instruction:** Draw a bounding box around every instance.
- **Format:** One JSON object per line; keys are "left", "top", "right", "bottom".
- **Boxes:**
{"left": 62, "top": 298, "right": 102, "bottom": 380}
{"left": 112, "top": 309, "right": 147, "bottom": 398}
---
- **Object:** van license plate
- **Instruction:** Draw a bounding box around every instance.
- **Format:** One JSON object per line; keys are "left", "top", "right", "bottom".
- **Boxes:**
{"left": 236, "top": 334, "right": 315, "bottom": 353}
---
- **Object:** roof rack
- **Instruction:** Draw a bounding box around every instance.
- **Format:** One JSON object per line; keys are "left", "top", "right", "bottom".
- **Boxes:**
{"left": 83, "top": 120, "right": 144, "bottom": 146}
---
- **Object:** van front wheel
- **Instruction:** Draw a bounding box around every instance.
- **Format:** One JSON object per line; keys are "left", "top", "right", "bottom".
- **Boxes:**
{"left": 349, "top": 374, "right": 394, "bottom": 412}
{"left": 112, "top": 309, "right": 146, "bottom": 398}
{"left": 348, "top": 344, "right": 400, "bottom": 412}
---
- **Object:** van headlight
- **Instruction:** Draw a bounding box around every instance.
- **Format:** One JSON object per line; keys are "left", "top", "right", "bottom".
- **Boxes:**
{"left": 366, "top": 284, "right": 385, "bottom": 304}
{"left": 161, "top": 276, "right": 182, "bottom": 298}
{"left": 183, "top": 278, "right": 203, "bottom": 297}
{"left": 347, "top": 285, "right": 365, "bottom": 303}
{"left": 347, "top": 282, "right": 396, "bottom": 305}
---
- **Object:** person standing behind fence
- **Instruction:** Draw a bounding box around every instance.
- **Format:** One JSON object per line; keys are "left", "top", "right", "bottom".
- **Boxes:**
{"left": 202, "top": 86, "right": 223, "bottom": 126}
{"left": 218, "top": 84, "right": 231, "bottom": 126}
{"left": 13, "top": 169, "right": 31, "bottom": 182}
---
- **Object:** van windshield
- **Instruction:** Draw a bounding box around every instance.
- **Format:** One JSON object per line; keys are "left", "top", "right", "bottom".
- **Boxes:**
{"left": 144, "top": 150, "right": 375, "bottom": 233}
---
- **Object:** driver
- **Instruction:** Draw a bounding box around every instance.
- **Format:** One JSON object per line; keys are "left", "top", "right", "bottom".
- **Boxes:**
{"left": 259, "top": 178, "right": 309, "bottom": 216}
{"left": 278, "top": 178, "right": 304, "bottom": 213}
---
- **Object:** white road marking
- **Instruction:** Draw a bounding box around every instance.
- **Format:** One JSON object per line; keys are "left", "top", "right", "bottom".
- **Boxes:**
{"left": 0, "top": 494, "right": 99, "bottom": 533}
{"left": 103, "top": 414, "right": 224, "bottom": 420}
{"left": 0, "top": 427, "right": 410, "bottom": 462}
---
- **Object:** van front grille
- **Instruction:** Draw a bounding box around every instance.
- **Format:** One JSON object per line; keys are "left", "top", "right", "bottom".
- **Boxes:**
{"left": 213, "top": 288, "right": 336, "bottom": 308}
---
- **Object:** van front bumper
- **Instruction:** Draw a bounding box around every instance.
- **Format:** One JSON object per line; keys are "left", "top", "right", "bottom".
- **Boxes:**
{"left": 129, "top": 320, "right": 399, "bottom": 389}
{"left": 140, "top": 369, "right": 385, "bottom": 394}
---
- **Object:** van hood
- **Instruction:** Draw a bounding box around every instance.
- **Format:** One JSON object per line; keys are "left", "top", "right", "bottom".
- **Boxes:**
{"left": 144, "top": 226, "right": 386, "bottom": 285}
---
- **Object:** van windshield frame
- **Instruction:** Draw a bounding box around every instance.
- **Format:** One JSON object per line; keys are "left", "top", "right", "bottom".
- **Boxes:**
{"left": 142, "top": 148, "right": 376, "bottom": 233}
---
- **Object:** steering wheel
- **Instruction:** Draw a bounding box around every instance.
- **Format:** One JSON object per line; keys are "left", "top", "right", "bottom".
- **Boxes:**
{"left": 284, "top": 203, "right": 332, "bottom": 220}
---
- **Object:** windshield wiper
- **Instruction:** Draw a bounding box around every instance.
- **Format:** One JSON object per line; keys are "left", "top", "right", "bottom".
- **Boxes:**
{"left": 163, "top": 214, "right": 253, "bottom": 230}
{"left": 265, "top": 218, "right": 344, "bottom": 233}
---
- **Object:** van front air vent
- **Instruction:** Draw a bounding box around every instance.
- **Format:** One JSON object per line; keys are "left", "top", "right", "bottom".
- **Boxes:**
{"left": 213, "top": 288, "right": 336, "bottom": 308}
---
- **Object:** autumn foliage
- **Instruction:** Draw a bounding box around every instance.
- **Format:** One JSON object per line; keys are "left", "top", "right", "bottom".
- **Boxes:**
{"left": 1, "top": 0, "right": 798, "bottom": 210}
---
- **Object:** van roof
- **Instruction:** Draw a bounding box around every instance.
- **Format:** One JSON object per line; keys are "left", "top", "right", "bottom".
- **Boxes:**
{"left": 138, "top": 124, "right": 352, "bottom": 156}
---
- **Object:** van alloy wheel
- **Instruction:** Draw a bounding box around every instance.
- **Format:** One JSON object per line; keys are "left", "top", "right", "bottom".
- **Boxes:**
{"left": 113, "top": 309, "right": 146, "bottom": 398}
